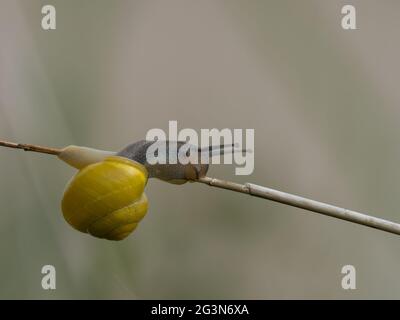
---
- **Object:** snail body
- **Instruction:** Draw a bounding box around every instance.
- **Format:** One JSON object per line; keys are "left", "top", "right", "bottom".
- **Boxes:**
{"left": 117, "top": 140, "right": 209, "bottom": 184}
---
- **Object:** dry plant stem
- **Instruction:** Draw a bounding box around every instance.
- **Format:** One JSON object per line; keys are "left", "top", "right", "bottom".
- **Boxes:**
{"left": 0, "top": 140, "right": 61, "bottom": 155}
{"left": 2, "top": 139, "right": 400, "bottom": 237}
{"left": 197, "top": 176, "right": 400, "bottom": 237}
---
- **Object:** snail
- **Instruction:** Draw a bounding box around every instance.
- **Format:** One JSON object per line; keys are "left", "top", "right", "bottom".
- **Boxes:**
{"left": 15, "top": 140, "right": 243, "bottom": 240}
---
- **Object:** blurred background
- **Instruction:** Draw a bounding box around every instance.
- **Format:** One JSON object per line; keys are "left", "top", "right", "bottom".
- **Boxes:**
{"left": 0, "top": 0, "right": 399, "bottom": 299}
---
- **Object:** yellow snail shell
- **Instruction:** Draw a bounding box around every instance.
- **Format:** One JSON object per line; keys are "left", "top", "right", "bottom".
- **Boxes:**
{"left": 61, "top": 156, "right": 148, "bottom": 240}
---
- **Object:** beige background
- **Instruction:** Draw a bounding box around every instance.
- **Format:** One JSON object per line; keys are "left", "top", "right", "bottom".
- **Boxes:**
{"left": 0, "top": 0, "right": 399, "bottom": 299}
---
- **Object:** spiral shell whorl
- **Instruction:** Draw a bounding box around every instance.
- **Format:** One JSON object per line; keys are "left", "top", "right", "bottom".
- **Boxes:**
{"left": 61, "top": 156, "right": 148, "bottom": 240}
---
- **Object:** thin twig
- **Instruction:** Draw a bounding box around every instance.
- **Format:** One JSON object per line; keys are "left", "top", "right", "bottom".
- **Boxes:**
{"left": 0, "top": 139, "right": 61, "bottom": 155}
{"left": 1, "top": 139, "right": 400, "bottom": 237}
{"left": 197, "top": 176, "right": 400, "bottom": 237}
